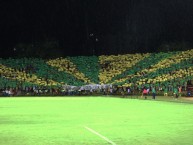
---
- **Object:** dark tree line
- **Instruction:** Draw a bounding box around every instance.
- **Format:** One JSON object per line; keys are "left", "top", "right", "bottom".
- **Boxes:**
{"left": 0, "top": 0, "right": 193, "bottom": 58}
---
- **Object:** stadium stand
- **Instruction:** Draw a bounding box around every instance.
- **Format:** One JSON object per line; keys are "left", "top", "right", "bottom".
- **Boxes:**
{"left": 0, "top": 49, "right": 193, "bottom": 96}
{"left": 0, "top": 58, "right": 85, "bottom": 86}
{"left": 47, "top": 57, "right": 92, "bottom": 84}
{"left": 67, "top": 56, "right": 99, "bottom": 84}
{"left": 99, "top": 53, "right": 150, "bottom": 84}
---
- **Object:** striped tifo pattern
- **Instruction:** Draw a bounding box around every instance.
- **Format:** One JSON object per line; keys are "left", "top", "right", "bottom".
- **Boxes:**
{"left": 46, "top": 58, "right": 93, "bottom": 84}
{"left": 112, "top": 49, "right": 193, "bottom": 85}
{"left": 142, "top": 49, "right": 193, "bottom": 73}
{"left": 150, "top": 67, "right": 193, "bottom": 83}
{"left": 0, "top": 64, "right": 60, "bottom": 86}
{"left": 0, "top": 49, "right": 193, "bottom": 88}
{"left": 99, "top": 53, "right": 150, "bottom": 84}
{"left": 110, "top": 52, "right": 175, "bottom": 84}
{"left": 133, "top": 67, "right": 193, "bottom": 86}
{"left": 0, "top": 58, "right": 85, "bottom": 86}
{"left": 67, "top": 56, "right": 99, "bottom": 84}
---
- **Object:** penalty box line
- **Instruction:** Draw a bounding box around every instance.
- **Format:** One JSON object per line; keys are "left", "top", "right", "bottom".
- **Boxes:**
{"left": 84, "top": 126, "right": 117, "bottom": 145}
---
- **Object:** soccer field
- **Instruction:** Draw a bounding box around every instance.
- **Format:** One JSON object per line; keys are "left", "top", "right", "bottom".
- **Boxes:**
{"left": 0, "top": 96, "right": 193, "bottom": 145}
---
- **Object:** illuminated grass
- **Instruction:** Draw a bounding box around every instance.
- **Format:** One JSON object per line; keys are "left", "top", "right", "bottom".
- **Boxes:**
{"left": 0, "top": 97, "right": 193, "bottom": 145}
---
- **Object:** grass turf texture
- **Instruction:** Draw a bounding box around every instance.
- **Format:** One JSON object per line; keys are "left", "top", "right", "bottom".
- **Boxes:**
{"left": 0, "top": 96, "right": 193, "bottom": 145}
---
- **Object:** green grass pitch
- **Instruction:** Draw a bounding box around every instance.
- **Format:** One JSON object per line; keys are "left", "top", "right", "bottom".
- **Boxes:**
{"left": 0, "top": 96, "right": 193, "bottom": 145}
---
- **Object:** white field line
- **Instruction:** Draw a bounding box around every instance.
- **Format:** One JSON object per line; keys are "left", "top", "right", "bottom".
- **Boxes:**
{"left": 84, "top": 126, "right": 117, "bottom": 145}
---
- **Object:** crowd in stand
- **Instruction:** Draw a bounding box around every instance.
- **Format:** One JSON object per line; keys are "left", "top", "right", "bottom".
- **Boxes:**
{"left": 0, "top": 82, "right": 190, "bottom": 98}
{"left": 0, "top": 49, "right": 193, "bottom": 97}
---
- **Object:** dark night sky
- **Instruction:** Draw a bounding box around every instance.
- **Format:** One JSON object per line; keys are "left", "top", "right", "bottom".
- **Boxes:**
{"left": 1, "top": 0, "right": 193, "bottom": 57}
